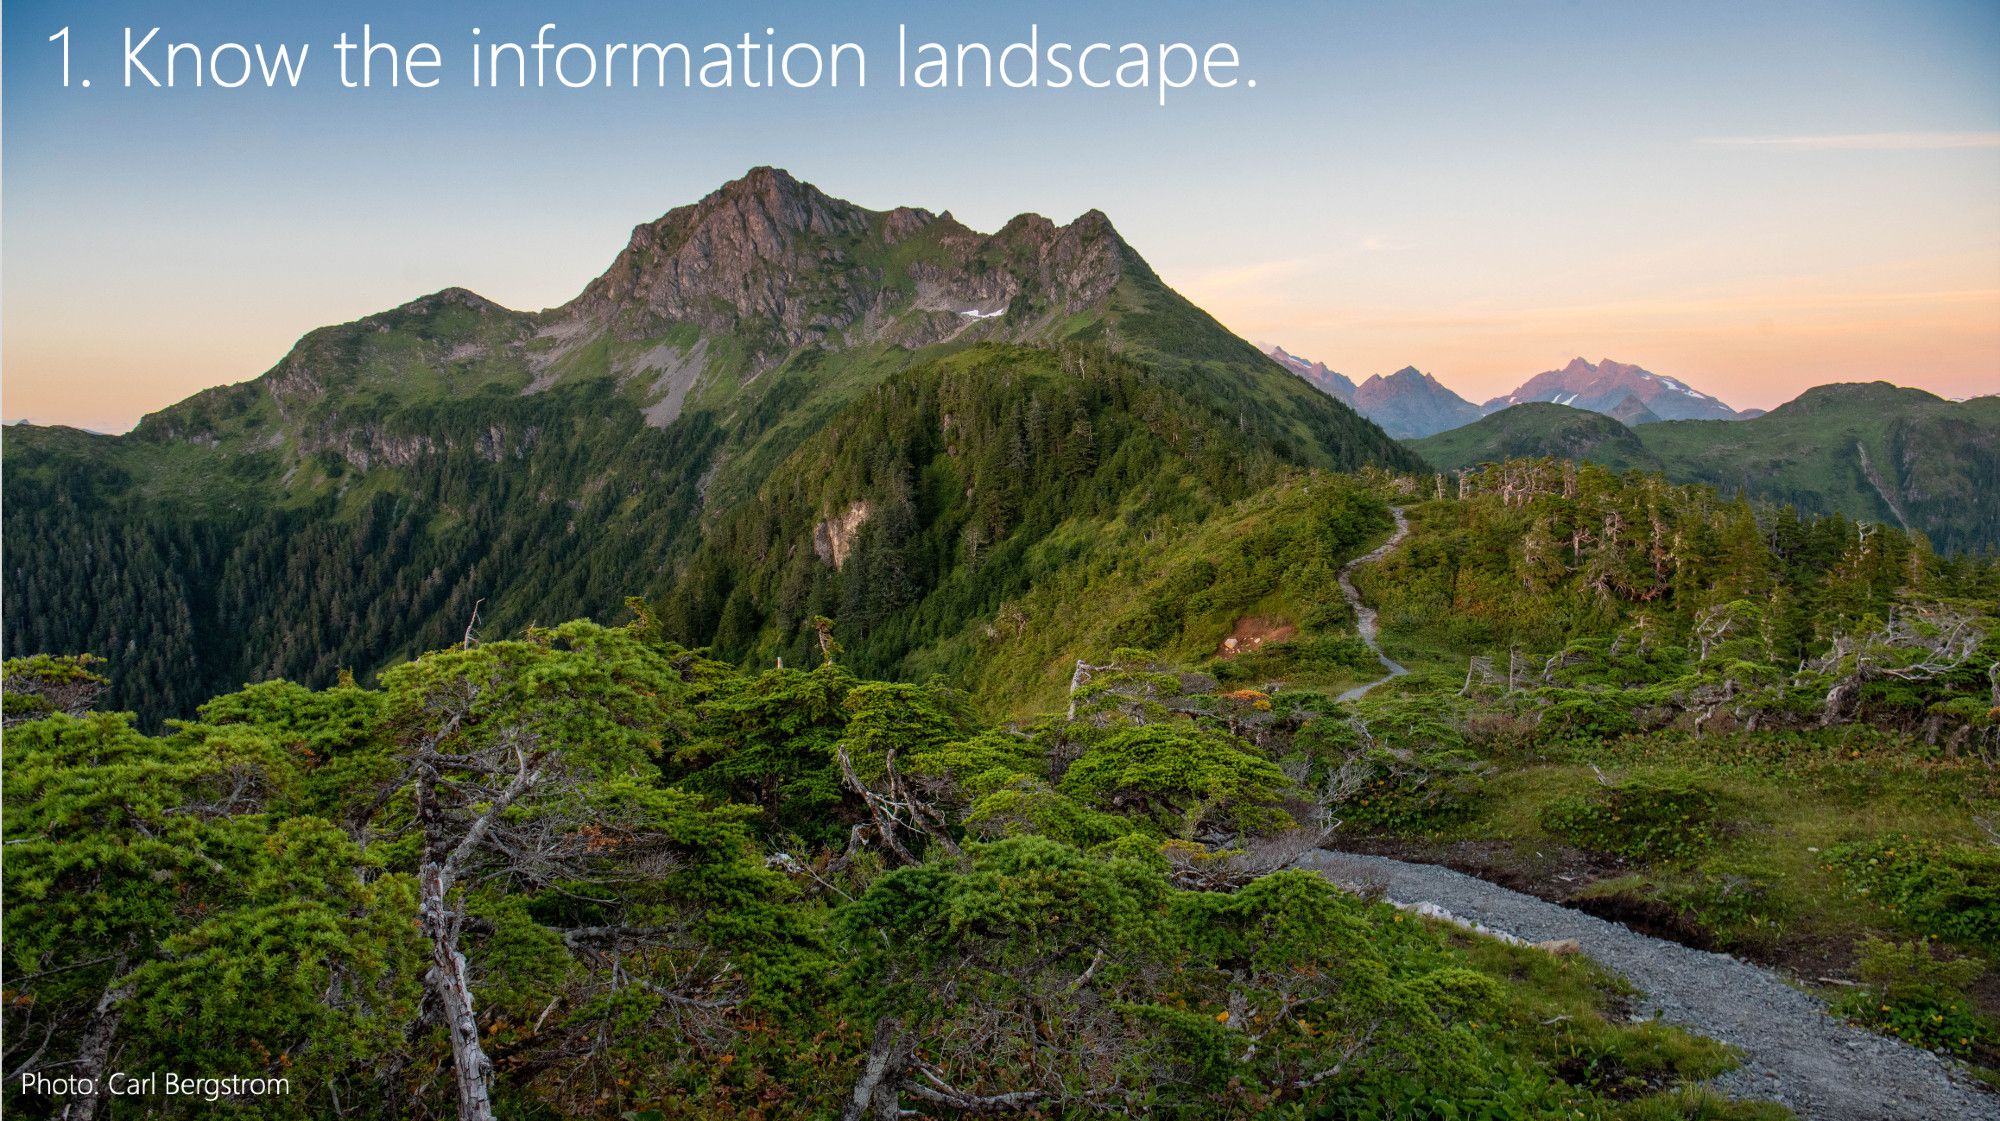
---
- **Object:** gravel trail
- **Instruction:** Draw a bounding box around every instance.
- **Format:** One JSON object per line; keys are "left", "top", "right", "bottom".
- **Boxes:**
{"left": 1316, "top": 500, "right": 1998, "bottom": 1120}
{"left": 1296, "top": 850, "right": 1998, "bottom": 1121}
{"left": 1335, "top": 505, "right": 1411, "bottom": 703}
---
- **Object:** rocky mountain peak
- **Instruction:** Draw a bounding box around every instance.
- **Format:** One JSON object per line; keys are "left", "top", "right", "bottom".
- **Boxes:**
{"left": 1484, "top": 356, "right": 1739, "bottom": 422}
{"left": 556, "top": 168, "right": 885, "bottom": 343}
{"left": 1350, "top": 364, "right": 1483, "bottom": 438}
{"left": 554, "top": 169, "right": 1143, "bottom": 349}
{"left": 689, "top": 166, "right": 865, "bottom": 239}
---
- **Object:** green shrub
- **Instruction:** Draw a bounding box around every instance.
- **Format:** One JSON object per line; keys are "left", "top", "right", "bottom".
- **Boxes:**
{"left": 1327, "top": 746, "right": 1490, "bottom": 832}
{"left": 1553, "top": 1019, "right": 1739, "bottom": 1098}
{"left": 1825, "top": 835, "right": 2000, "bottom": 952}
{"left": 1059, "top": 724, "right": 1294, "bottom": 839}
{"left": 1291, "top": 633, "right": 1383, "bottom": 673}
{"left": 1541, "top": 771, "right": 1723, "bottom": 862}
{"left": 1616, "top": 1085, "right": 1796, "bottom": 1120}
{"left": 1300, "top": 599, "right": 1355, "bottom": 632}
{"left": 1829, "top": 937, "right": 1995, "bottom": 1057}
{"left": 1539, "top": 692, "right": 1645, "bottom": 738}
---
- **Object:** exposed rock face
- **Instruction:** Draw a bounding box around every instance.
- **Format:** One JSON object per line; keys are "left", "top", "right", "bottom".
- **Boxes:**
{"left": 556, "top": 167, "right": 1137, "bottom": 352}
{"left": 812, "top": 500, "right": 873, "bottom": 569}
{"left": 564, "top": 167, "right": 880, "bottom": 345}
{"left": 1484, "top": 357, "right": 1740, "bottom": 422}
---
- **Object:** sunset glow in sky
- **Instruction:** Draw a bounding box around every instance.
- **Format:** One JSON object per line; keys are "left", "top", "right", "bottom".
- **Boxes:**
{"left": 4, "top": 0, "right": 1996, "bottom": 431}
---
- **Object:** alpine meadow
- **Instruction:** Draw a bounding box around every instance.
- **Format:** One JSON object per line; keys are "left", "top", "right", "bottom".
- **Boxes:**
{"left": 5, "top": 167, "right": 1998, "bottom": 1121}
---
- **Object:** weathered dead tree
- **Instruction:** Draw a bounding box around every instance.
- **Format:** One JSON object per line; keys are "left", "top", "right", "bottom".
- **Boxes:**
{"left": 381, "top": 653, "right": 717, "bottom": 1121}
{"left": 406, "top": 698, "right": 542, "bottom": 1121}
{"left": 461, "top": 598, "right": 484, "bottom": 651}
{"left": 1461, "top": 655, "right": 1499, "bottom": 696}
{"left": 835, "top": 739, "right": 963, "bottom": 868}
{"left": 1693, "top": 603, "right": 1739, "bottom": 662}
{"left": 1065, "top": 659, "right": 1112, "bottom": 720}
{"left": 53, "top": 973, "right": 133, "bottom": 1121}
{"left": 1801, "top": 604, "right": 1984, "bottom": 726}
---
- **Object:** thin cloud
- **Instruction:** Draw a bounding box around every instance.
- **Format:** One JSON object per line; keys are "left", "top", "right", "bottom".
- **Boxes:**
{"left": 1699, "top": 131, "right": 2000, "bottom": 150}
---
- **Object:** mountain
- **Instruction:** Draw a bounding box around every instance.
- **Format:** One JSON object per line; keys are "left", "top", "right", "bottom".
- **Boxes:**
{"left": 1409, "top": 402, "right": 1660, "bottom": 473}
{"left": 1482, "top": 357, "right": 1741, "bottom": 422}
{"left": 3, "top": 168, "right": 1418, "bottom": 724}
{"left": 1270, "top": 347, "right": 1728, "bottom": 435}
{"left": 1604, "top": 393, "right": 1664, "bottom": 427}
{"left": 1265, "top": 345, "right": 1357, "bottom": 403}
{"left": 1410, "top": 384, "right": 2000, "bottom": 553}
{"left": 1639, "top": 383, "right": 2000, "bottom": 553}
{"left": 1351, "top": 366, "right": 1486, "bottom": 439}
{"left": 1266, "top": 348, "right": 1482, "bottom": 438}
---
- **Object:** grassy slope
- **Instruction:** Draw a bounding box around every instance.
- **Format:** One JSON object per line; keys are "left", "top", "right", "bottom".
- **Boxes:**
{"left": 933, "top": 469, "right": 1999, "bottom": 1077}
{"left": 1636, "top": 384, "right": 2000, "bottom": 553}
{"left": 931, "top": 476, "right": 1398, "bottom": 717}
{"left": 1410, "top": 403, "right": 1660, "bottom": 474}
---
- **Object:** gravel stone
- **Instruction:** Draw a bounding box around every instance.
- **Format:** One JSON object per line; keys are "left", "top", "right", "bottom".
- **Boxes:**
{"left": 1296, "top": 849, "right": 2000, "bottom": 1121}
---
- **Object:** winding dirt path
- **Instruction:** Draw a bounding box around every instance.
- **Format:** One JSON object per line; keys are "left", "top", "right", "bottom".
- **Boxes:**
{"left": 1335, "top": 505, "right": 1410, "bottom": 703}
{"left": 1314, "top": 502, "right": 1997, "bottom": 1120}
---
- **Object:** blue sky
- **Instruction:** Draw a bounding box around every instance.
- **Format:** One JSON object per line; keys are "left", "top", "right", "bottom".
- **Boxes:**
{"left": 5, "top": 0, "right": 1997, "bottom": 429}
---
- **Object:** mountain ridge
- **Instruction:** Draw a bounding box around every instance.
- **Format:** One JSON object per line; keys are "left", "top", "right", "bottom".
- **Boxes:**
{"left": 5, "top": 168, "right": 1419, "bottom": 724}
{"left": 1483, "top": 356, "right": 1741, "bottom": 422}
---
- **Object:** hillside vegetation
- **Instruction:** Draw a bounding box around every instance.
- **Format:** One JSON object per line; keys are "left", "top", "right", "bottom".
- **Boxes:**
{"left": 1409, "top": 387, "right": 2000, "bottom": 553}
{"left": 10, "top": 445, "right": 1998, "bottom": 1117}
{"left": 3, "top": 171, "right": 1414, "bottom": 726}
{"left": 7, "top": 169, "right": 1998, "bottom": 1119}
{"left": 3, "top": 624, "right": 1774, "bottom": 1120}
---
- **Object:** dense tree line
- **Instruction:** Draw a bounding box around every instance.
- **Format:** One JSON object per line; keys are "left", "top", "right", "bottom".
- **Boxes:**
{"left": 1358, "top": 460, "right": 2000, "bottom": 748}
{"left": 4, "top": 380, "right": 724, "bottom": 726}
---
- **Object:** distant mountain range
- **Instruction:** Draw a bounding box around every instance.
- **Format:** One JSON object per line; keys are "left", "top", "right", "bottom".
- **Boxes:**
{"left": 1267, "top": 347, "right": 1754, "bottom": 436}
{"left": 1270, "top": 343, "right": 1998, "bottom": 551}
{"left": 1266, "top": 346, "right": 1357, "bottom": 402}
{"left": 1349, "top": 367, "right": 1484, "bottom": 440}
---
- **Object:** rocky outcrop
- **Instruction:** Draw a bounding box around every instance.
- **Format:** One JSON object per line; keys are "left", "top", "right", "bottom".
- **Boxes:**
{"left": 812, "top": 500, "right": 873, "bottom": 569}
{"left": 553, "top": 167, "right": 1136, "bottom": 353}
